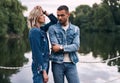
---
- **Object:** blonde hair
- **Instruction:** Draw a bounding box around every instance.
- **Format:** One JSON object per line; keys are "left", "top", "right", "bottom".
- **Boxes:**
{"left": 27, "top": 6, "right": 43, "bottom": 29}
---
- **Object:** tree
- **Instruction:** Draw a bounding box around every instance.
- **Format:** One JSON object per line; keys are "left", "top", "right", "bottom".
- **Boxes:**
{"left": 70, "top": 2, "right": 118, "bottom": 32}
{"left": 92, "top": 3, "right": 115, "bottom": 31}
{"left": 0, "top": 0, "right": 27, "bottom": 37}
{"left": 103, "top": 0, "right": 120, "bottom": 25}
{"left": 70, "top": 5, "right": 92, "bottom": 30}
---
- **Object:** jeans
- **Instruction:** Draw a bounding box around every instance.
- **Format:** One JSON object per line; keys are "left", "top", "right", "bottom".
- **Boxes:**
{"left": 32, "top": 62, "right": 49, "bottom": 83}
{"left": 52, "top": 62, "right": 80, "bottom": 83}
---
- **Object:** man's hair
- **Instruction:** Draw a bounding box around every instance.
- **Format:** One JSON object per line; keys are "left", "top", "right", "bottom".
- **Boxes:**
{"left": 57, "top": 5, "right": 69, "bottom": 12}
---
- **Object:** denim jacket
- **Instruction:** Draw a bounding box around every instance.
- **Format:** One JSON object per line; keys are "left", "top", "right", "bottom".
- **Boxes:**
{"left": 48, "top": 22, "right": 80, "bottom": 64}
{"left": 29, "top": 14, "right": 57, "bottom": 70}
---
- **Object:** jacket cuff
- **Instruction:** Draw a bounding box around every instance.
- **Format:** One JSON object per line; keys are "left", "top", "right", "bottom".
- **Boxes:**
{"left": 38, "top": 65, "right": 45, "bottom": 72}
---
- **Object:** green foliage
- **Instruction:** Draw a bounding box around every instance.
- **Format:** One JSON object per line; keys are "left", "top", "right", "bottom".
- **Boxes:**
{"left": 0, "top": 38, "right": 30, "bottom": 82}
{"left": 0, "top": 0, "right": 27, "bottom": 37}
{"left": 70, "top": 5, "right": 92, "bottom": 30}
{"left": 70, "top": 0, "right": 120, "bottom": 32}
{"left": 92, "top": 3, "right": 115, "bottom": 31}
{"left": 79, "top": 32, "right": 120, "bottom": 68}
{"left": 0, "top": 2, "right": 9, "bottom": 36}
{"left": 103, "top": 0, "right": 120, "bottom": 25}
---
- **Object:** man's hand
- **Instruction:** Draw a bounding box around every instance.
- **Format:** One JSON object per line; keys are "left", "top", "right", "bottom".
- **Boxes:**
{"left": 52, "top": 44, "right": 63, "bottom": 52}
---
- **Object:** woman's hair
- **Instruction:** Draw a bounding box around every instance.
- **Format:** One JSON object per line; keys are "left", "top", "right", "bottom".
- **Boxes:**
{"left": 27, "top": 6, "right": 43, "bottom": 29}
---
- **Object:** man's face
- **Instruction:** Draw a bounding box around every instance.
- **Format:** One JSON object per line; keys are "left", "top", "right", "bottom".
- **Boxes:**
{"left": 57, "top": 10, "right": 70, "bottom": 25}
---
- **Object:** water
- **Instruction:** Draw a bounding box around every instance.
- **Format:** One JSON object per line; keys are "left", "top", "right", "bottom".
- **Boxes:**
{"left": 10, "top": 52, "right": 120, "bottom": 83}
{"left": 0, "top": 32, "right": 120, "bottom": 83}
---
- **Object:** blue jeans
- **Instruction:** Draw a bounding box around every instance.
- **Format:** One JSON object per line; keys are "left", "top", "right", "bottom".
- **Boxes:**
{"left": 32, "top": 62, "right": 49, "bottom": 83}
{"left": 52, "top": 62, "right": 80, "bottom": 83}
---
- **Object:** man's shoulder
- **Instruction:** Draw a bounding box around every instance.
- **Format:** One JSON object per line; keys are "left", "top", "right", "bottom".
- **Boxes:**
{"left": 70, "top": 23, "right": 78, "bottom": 28}
{"left": 50, "top": 23, "right": 57, "bottom": 27}
{"left": 49, "top": 23, "right": 60, "bottom": 29}
{"left": 70, "top": 23, "right": 79, "bottom": 30}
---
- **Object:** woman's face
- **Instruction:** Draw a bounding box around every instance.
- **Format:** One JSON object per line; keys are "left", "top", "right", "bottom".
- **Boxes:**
{"left": 37, "top": 14, "right": 45, "bottom": 24}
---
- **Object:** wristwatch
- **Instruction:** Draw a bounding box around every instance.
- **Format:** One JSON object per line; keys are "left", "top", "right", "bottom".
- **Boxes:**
{"left": 60, "top": 45, "right": 63, "bottom": 50}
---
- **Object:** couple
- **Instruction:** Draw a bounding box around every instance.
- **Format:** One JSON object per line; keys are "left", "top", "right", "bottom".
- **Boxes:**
{"left": 28, "top": 5, "right": 80, "bottom": 83}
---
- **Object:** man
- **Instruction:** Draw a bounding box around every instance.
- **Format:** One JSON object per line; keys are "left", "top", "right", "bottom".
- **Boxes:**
{"left": 48, "top": 5, "right": 80, "bottom": 83}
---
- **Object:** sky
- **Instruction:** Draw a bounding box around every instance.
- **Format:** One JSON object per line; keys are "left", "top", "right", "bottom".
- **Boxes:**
{"left": 19, "top": 0, "right": 102, "bottom": 16}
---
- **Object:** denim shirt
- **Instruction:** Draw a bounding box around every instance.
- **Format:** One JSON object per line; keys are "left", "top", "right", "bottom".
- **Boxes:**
{"left": 48, "top": 22, "right": 80, "bottom": 64}
{"left": 29, "top": 14, "right": 57, "bottom": 70}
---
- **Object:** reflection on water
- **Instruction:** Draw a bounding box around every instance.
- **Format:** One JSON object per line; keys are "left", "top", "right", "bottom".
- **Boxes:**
{"left": 11, "top": 52, "right": 120, "bottom": 83}
{"left": 10, "top": 53, "right": 32, "bottom": 83}
{"left": 80, "top": 32, "right": 120, "bottom": 71}
{"left": 0, "top": 38, "right": 30, "bottom": 83}
{"left": 0, "top": 32, "right": 120, "bottom": 83}
{"left": 78, "top": 52, "right": 120, "bottom": 83}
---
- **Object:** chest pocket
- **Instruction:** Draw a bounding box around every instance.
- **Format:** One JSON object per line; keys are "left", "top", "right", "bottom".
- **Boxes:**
{"left": 55, "top": 31, "right": 63, "bottom": 44}
{"left": 66, "top": 33, "right": 75, "bottom": 44}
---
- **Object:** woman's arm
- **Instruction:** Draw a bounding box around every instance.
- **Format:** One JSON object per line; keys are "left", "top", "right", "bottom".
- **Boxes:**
{"left": 29, "top": 29, "right": 45, "bottom": 70}
{"left": 41, "top": 11, "right": 57, "bottom": 32}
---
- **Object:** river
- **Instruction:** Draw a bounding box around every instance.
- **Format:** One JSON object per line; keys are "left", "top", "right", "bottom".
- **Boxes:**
{"left": 0, "top": 32, "right": 120, "bottom": 83}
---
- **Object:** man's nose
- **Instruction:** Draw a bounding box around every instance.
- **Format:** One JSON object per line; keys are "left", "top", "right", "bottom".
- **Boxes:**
{"left": 58, "top": 16, "right": 62, "bottom": 20}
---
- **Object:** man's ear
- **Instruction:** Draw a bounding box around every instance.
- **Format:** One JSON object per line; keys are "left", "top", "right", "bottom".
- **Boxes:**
{"left": 67, "top": 12, "right": 70, "bottom": 17}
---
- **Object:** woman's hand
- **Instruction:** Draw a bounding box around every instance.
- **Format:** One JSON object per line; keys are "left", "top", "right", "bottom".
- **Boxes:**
{"left": 43, "top": 70, "right": 49, "bottom": 83}
{"left": 43, "top": 10, "right": 49, "bottom": 16}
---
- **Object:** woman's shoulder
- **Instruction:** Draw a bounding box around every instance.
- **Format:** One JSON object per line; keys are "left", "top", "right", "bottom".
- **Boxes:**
{"left": 30, "top": 28, "right": 40, "bottom": 32}
{"left": 29, "top": 28, "right": 41, "bottom": 36}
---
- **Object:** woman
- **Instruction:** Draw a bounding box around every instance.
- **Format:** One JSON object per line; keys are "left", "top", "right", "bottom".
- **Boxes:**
{"left": 28, "top": 6, "right": 57, "bottom": 83}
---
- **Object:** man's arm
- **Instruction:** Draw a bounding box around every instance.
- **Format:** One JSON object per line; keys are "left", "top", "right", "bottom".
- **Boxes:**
{"left": 48, "top": 26, "right": 59, "bottom": 45}
{"left": 51, "top": 27, "right": 80, "bottom": 53}
{"left": 63, "top": 27, "right": 80, "bottom": 52}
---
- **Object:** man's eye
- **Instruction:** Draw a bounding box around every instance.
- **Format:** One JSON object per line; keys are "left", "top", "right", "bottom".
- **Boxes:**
{"left": 57, "top": 14, "right": 65, "bottom": 17}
